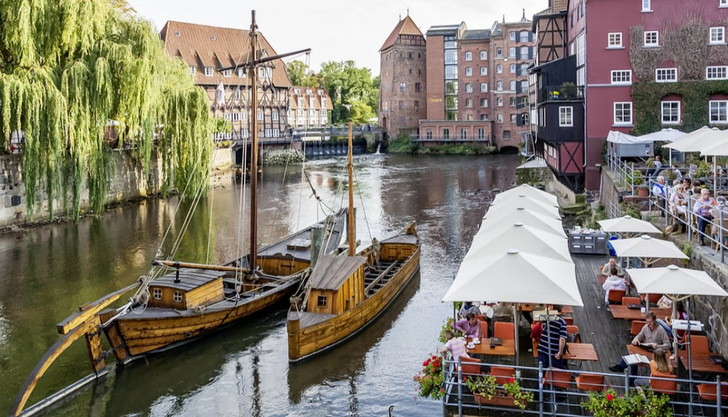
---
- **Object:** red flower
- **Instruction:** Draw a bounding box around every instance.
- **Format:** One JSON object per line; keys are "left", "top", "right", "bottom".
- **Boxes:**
{"left": 606, "top": 394, "right": 614, "bottom": 401}
{"left": 440, "top": 388, "right": 445, "bottom": 393}
{"left": 423, "top": 359, "right": 430, "bottom": 367}
{"left": 509, "top": 378, "right": 515, "bottom": 383}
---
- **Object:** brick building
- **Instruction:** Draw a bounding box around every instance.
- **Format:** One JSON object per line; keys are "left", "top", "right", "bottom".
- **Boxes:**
{"left": 288, "top": 86, "right": 333, "bottom": 130}
{"left": 160, "top": 21, "right": 292, "bottom": 143}
{"left": 379, "top": 15, "right": 428, "bottom": 139}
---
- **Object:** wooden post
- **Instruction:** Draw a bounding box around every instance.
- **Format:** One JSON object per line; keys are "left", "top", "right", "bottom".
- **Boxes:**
{"left": 347, "top": 122, "right": 355, "bottom": 256}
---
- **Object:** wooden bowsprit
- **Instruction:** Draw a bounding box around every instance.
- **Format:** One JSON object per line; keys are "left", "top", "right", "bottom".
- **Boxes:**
{"left": 12, "top": 282, "right": 139, "bottom": 417}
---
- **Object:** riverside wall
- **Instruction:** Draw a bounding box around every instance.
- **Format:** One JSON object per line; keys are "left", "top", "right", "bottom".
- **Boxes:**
{"left": 0, "top": 148, "right": 232, "bottom": 227}
{"left": 600, "top": 167, "right": 728, "bottom": 355}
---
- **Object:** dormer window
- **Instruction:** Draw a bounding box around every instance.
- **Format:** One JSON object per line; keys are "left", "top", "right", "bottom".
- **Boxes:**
{"left": 210, "top": 35, "right": 216, "bottom": 40}
{"left": 204, "top": 66, "right": 214, "bottom": 76}
{"left": 306, "top": 89, "right": 313, "bottom": 94}
{"left": 189, "top": 66, "right": 196, "bottom": 75}
{"left": 237, "top": 68, "right": 245, "bottom": 77}
{"left": 174, "top": 31, "right": 180, "bottom": 37}
{"left": 294, "top": 88, "right": 301, "bottom": 94}
{"left": 222, "top": 69, "right": 232, "bottom": 77}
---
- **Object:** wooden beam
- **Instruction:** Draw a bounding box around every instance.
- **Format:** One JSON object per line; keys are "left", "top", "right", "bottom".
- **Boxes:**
{"left": 12, "top": 320, "right": 98, "bottom": 416}
{"left": 56, "top": 282, "right": 140, "bottom": 335}
{"left": 153, "top": 259, "right": 251, "bottom": 274}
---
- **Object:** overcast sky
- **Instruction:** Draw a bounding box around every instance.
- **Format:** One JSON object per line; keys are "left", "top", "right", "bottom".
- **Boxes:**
{"left": 126, "top": 0, "right": 548, "bottom": 75}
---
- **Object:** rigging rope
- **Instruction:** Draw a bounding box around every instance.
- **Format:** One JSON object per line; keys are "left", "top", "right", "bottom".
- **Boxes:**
{"left": 353, "top": 163, "right": 373, "bottom": 242}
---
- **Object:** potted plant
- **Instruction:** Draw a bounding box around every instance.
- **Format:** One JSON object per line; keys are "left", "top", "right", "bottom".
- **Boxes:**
{"left": 466, "top": 374, "right": 534, "bottom": 409}
{"left": 414, "top": 354, "right": 445, "bottom": 399}
{"left": 582, "top": 388, "right": 672, "bottom": 417}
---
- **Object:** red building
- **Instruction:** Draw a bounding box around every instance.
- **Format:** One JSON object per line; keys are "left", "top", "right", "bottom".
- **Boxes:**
{"left": 568, "top": 0, "right": 728, "bottom": 190}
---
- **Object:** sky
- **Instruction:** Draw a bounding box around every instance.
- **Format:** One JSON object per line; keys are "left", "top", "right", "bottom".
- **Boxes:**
{"left": 126, "top": 0, "right": 548, "bottom": 76}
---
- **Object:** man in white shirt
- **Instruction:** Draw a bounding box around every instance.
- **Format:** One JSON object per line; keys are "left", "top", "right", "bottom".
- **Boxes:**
{"left": 652, "top": 176, "right": 667, "bottom": 217}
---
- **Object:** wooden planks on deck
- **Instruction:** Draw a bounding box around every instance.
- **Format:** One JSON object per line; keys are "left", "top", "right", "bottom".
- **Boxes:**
{"left": 570, "top": 255, "right": 633, "bottom": 375}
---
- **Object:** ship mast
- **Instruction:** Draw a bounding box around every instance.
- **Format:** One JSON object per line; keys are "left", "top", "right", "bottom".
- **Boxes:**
{"left": 249, "top": 10, "right": 259, "bottom": 273}
{"left": 347, "top": 122, "right": 355, "bottom": 256}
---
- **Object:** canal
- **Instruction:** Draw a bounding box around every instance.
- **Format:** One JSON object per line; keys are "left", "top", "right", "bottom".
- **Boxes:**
{"left": 0, "top": 153, "right": 520, "bottom": 416}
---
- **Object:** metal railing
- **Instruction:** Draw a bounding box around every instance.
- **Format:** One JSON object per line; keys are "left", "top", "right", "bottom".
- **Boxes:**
{"left": 648, "top": 178, "right": 728, "bottom": 263}
{"left": 606, "top": 152, "right": 639, "bottom": 195}
{"left": 443, "top": 359, "right": 728, "bottom": 416}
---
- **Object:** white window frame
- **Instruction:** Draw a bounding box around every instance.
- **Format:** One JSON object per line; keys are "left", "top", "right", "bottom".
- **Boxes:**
{"left": 614, "top": 102, "right": 633, "bottom": 126}
{"left": 509, "top": 80, "right": 516, "bottom": 91}
{"left": 710, "top": 100, "right": 728, "bottom": 124}
{"left": 710, "top": 27, "right": 726, "bottom": 44}
{"left": 232, "top": 112, "right": 241, "bottom": 121}
{"left": 722, "top": 0, "right": 728, "bottom": 8}
{"left": 707, "top": 66, "right": 728, "bottom": 80}
{"left": 173, "top": 291, "right": 182, "bottom": 303}
{"left": 661, "top": 101, "right": 680, "bottom": 125}
{"left": 222, "top": 69, "right": 232, "bottom": 77}
{"left": 465, "top": 67, "right": 472, "bottom": 76}
{"left": 559, "top": 106, "right": 573, "bottom": 127}
{"left": 497, "top": 64, "right": 503, "bottom": 74}
{"left": 153, "top": 288, "right": 162, "bottom": 300}
{"left": 480, "top": 98, "right": 488, "bottom": 107}
{"left": 642, "top": 0, "right": 652, "bottom": 12}
{"left": 611, "top": 70, "right": 632, "bottom": 84}
{"left": 656, "top": 68, "right": 677, "bottom": 82}
{"left": 237, "top": 68, "right": 245, "bottom": 77}
{"left": 480, "top": 51, "right": 487, "bottom": 60}
{"left": 189, "top": 66, "right": 197, "bottom": 75}
{"left": 204, "top": 66, "right": 214, "bottom": 76}
{"left": 272, "top": 111, "right": 279, "bottom": 121}
{"left": 496, "top": 81, "right": 503, "bottom": 91}
{"left": 480, "top": 83, "right": 488, "bottom": 93}
{"left": 465, "top": 51, "right": 472, "bottom": 61}
{"left": 510, "top": 64, "right": 516, "bottom": 73}
{"left": 644, "top": 31, "right": 659, "bottom": 47}
{"left": 480, "top": 67, "right": 487, "bottom": 76}
{"left": 465, "top": 83, "right": 473, "bottom": 93}
{"left": 607, "top": 33, "right": 622, "bottom": 48}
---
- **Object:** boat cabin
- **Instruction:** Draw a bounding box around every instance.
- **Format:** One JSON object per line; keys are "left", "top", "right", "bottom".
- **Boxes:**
{"left": 305, "top": 254, "right": 367, "bottom": 315}
{"left": 147, "top": 268, "right": 225, "bottom": 309}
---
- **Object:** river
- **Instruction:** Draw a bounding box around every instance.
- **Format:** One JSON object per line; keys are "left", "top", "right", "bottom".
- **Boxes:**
{"left": 0, "top": 153, "right": 520, "bottom": 416}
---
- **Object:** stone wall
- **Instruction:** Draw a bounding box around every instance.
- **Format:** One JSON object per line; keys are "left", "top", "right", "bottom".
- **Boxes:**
{"left": 516, "top": 159, "right": 576, "bottom": 205}
{"left": 0, "top": 148, "right": 232, "bottom": 226}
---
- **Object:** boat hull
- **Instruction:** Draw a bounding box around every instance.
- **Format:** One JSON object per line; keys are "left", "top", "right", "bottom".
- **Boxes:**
{"left": 287, "top": 235, "right": 420, "bottom": 362}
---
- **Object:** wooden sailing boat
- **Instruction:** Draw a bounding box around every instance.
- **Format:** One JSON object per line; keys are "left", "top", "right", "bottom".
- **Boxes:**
{"left": 286, "top": 124, "right": 421, "bottom": 362}
{"left": 13, "top": 11, "right": 346, "bottom": 416}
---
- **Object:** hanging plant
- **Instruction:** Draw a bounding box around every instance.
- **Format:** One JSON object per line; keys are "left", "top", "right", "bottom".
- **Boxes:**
{"left": 0, "top": 0, "right": 212, "bottom": 220}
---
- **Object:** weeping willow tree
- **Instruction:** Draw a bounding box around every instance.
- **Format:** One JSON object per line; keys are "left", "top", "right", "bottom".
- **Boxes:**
{"left": 0, "top": 0, "right": 213, "bottom": 219}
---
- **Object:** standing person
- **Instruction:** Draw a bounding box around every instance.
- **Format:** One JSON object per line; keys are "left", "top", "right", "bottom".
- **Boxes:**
{"left": 537, "top": 305, "right": 568, "bottom": 369}
{"left": 648, "top": 155, "right": 663, "bottom": 178}
{"left": 693, "top": 188, "right": 717, "bottom": 245}
{"left": 440, "top": 330, "right": 470, "bottom": 363}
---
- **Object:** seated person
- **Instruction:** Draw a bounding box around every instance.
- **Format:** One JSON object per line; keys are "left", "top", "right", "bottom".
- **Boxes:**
{"left": 478, "top": 302, "right": 495, "bottom": 337}
{"left": 634, "top": 348, "right": 673, "bottom": 387}
{"left": 609, "top": 312, "right": 671, "bottom": 374}
{"left": 602, "top": 271, "right": 627, "bottom": 304}
{"left": 491, "top": 302, "right": 514, "bottom": 322}
{"left": 459, "top": 301, "right": 480, "bottom": 318}
{"left": 600, "top": 258, "right": 624, "bottom": 277}
{"left": 664, "top": 300, "right": 689, "bottom": 342}
{"left": 453, "top": 312, "right": 481, "bottom": 339}
{"left": 440, "top": 330, "right": 470, "bottom": 363}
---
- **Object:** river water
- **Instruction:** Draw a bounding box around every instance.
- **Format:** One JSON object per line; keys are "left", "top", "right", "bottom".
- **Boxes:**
{"left": 0, "top": 153, "right": 520, "bottom": 417}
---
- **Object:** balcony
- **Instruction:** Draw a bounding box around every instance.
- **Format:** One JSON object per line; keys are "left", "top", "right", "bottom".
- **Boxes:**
{"left": 539, "top": 85, "right": 584, "bottom": 104}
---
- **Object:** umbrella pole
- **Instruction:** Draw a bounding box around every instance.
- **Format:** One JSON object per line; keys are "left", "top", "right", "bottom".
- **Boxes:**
{"left": 715, "top": 157, "right": 718, "bottom": 194}
{"left": 671, "top": 297, "right": 678, "bottom": 357}
{"left": 687, "top": 299, "right": 694, "bottom": 417}
{"left": 513, "top": 304, "right": 520, "bottom": 377}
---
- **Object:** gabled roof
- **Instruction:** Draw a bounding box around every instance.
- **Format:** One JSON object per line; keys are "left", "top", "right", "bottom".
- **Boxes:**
{"left": 160, "top": 20, "right": 291, "bottom": 88}
{"left": 461, "top": 29, "right": 491, "bottom": 41}
{"left": 380, "top": 15, "right": 425, "bottom": 51}
{"left": 307, "top": 254, "right": 367, "bottom": 290}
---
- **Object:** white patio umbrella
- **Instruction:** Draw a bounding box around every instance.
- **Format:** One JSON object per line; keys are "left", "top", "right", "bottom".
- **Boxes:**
{"left": 479, "top": 207, "right": 566, "bottom": 238}
{"left": 697, "top": 132, "right": 728, "bottom": 191}
{"left": 638, "top": 129, "right": 686, "bottom": 166}
{"left": 610, "top": 235, "right": 688, "bottom": 267}
{"left": 664, "top": 126, "right": 725, "bottom": 153}
{"left": 627, "top": 265, "right": 728, "bottom": 378}
{"left": 494, "top": 190, "right": 559, "bottom": 208}
{"left": 444, "top": 249, "right": 583, "bottom": 371}
{"left": 465, "top": 223, "right": 571, "bottom": 263}
{"left": 496, "top": 184, "right": 559, "bottom": 206}
{"left": 598, "top": 215, "right": 661, "bottom": 238}
{"left": 487, "top": 195, "right": 561, "bottom": 219}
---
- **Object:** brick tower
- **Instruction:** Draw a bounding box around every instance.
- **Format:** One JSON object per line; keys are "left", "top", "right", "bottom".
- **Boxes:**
{"left": 379, "top": 14, "right": 427, "bottom": 140}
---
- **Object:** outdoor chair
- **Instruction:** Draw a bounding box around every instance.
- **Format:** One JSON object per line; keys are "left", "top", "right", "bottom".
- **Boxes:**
{"left": 688, "top": 335, "right": 710, "bottom": 354}
{"left": 460, "top": 356, "right": 484, "bottom": 378}
{"left": 563, "top": 316, "right": 574, "bottom": 325}
{"left": 494, "top": 322, "right": 514, "bottom": 340}
{"left": 697, "top": 382, "right": 728, "bottom": 401}
{"left": 543, "top": 369, "right": 572, "bottom": 390}
{"left": 640, "top": 293, "right": 662, "bottom": 305}
{"left": 621, "top": 296, "right": 642, "bottom": 306}
{"left": 630, "top": 320, "right": 647, "bottom": 336}
{"left": 574, "top": 373, "right": 606, "bottom": 392}
{"left": 566, "top": 325, "right": 581, "bottom": 343}
{"left": 607, "top": 289, "right": 627, "bottom": 304}
{"left": 649, "top": 374, "right": 678, "bottom": 395}
{"left": 479, "top": 321, "right": 489, "bottom": 339}
{"left": 490, "top": 366, "right": 515, "bottom": 385}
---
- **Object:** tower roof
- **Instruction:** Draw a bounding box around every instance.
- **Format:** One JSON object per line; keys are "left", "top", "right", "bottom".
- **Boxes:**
{"left": 379, "top": 15, "right": 424, "bottom": 52}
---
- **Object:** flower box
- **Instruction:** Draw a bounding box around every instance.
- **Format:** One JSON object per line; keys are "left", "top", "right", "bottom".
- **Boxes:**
{"left": 474, "top": 392, "right": 528, "bottom": 408}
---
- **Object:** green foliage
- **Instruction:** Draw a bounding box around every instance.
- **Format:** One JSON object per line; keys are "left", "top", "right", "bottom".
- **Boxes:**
{"left": 317, "top": 60, "right": 378, "bottom": 124}
{"left": 631, "top": 80, "right": 728, "bottom": 134}
{"left": 622, "top": 203, "right": 642, "bottom": 219}
{"left": 582, "top": 388, "right": 672, "bottom": 417}
{"left": 414, "top": 354, "right": 445, "bottom": 399}
{"left": 286, "top": 60, "right": 319, "bottom": 87}
{"left": 438, "top": 318, "right": 462, "bottom": 343}
{"left": 0, "top": 0, "right": 212, "bottom": 219}
{"left": 466, "top": 374, "right": 534, "bottom": 409}
{"left": 682, "top": 242, "right": 692, "bottom": 266}
{"left": 697, "top": 160, "right": 711, "bottom": 178}
{"left": 388, "top": 135, "right": 419, "bottom": 154}
{"left": 212, "top": 117, "right": 232, "bottom": 133}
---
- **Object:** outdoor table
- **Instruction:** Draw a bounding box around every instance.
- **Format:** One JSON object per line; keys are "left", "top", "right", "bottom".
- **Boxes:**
{"left": 466, "top": 337, "right": 516, "bottom": 356}
{"left": 678, "top": 351, "right": 728, "bottom": 374}
{"left": 518, "top": 304, "right": 573, "bottom": 315}
{"left": 564, "top": 343, "right": 598, "bottom": 361}
{"left": 626, "top": 345, "right": 678, "bottom": 373}
{"left": 610, "top": 305, "right": 672, "bottom": 320}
